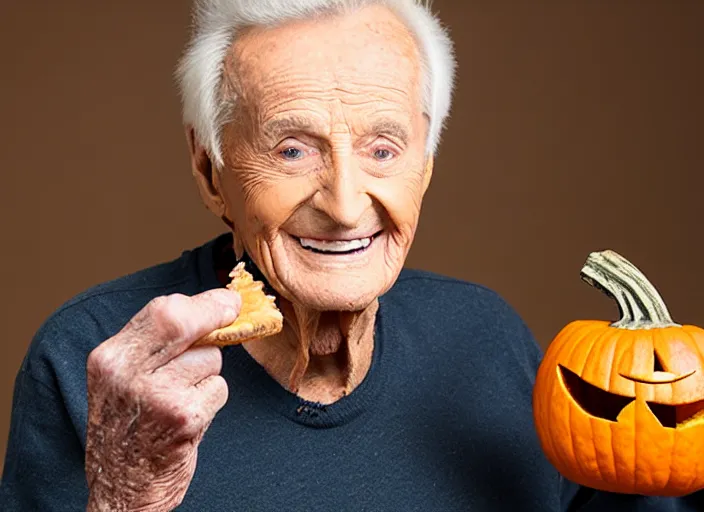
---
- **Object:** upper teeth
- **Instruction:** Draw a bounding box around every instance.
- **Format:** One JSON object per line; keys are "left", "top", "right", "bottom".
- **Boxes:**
{"left": 299, "top": 237, "right": 372, "bottom": 253}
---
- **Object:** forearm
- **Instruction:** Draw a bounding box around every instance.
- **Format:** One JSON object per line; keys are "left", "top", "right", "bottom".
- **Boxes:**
{"left": 86, "top": 495, "right": 181, "bottom": 512}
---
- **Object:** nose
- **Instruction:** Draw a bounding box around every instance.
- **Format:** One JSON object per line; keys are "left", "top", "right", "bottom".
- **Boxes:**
{"left": 312, "top": 149, "right": 372, "bottom": 228}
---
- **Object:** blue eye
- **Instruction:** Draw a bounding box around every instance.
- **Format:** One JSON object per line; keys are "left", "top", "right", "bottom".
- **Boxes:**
{"left": 374, "top": 149, "right": 394, "bottom": 161}
{"left": 281, "top": 147, "right": 303, "bottom": 160}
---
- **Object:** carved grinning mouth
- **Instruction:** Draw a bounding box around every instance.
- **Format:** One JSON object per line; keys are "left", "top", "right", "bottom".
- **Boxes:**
{"left": 559, "top": 365, "right": 704, "bottom": 429}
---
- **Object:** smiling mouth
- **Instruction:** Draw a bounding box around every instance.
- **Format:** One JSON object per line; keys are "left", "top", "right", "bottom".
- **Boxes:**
{"left": 295, "top": 231, "right": 382, "bottom": 255}
{"left": 559, "top": 365, "right": 704, "bottom": 428}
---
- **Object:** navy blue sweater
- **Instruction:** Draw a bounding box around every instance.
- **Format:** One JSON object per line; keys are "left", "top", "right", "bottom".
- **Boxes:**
{"left": 1, "top": 234, "right": 702, "bottom": 511}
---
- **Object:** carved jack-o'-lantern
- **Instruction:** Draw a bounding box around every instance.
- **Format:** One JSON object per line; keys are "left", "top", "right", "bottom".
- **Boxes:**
{"left": 533, "top": 250, "right": 704, "bottom": 496}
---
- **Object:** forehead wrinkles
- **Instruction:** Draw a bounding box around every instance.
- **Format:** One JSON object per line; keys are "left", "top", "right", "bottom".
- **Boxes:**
{"left": 225, "top": 6, "right": 423, "bottom": 118}
{"left": 257, "top": 80, "right": 414, "bottom": 123}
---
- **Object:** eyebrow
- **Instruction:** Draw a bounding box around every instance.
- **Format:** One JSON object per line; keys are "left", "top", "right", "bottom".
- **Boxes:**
{"left": 261, "top": 116, "right": 319, "bottom": 141}
{"left": 369, "top": 120, "right": 410, "bottom": 145}
{"left": 260, "top": 116, "right": 411, "bottom": 144}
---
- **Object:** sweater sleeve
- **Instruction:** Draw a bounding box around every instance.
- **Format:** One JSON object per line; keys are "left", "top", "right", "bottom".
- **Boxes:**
{"left": 0, "top": 364, "right": 89, "bottom": 511}
{"left": 0, "top": 303, "right": 103, "bottom": 512}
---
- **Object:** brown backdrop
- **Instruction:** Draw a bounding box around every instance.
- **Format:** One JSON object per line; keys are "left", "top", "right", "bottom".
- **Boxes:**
{"left": 1, "top": 1, "right": 702, "bottom": 472}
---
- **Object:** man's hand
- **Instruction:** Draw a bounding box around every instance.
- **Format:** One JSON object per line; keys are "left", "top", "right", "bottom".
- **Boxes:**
{"left": 84, "top": 289, "right": 241, "bottom": 512}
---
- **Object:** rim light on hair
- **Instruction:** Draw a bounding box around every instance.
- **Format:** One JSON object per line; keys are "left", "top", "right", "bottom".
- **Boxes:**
{"left": 175, "top": 0, "right": 457, "bottom": 167}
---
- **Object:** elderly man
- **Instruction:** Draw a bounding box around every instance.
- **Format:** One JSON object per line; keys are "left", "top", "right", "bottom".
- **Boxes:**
{"left": 1, "top": 1, "right": 702, "bottom": 511}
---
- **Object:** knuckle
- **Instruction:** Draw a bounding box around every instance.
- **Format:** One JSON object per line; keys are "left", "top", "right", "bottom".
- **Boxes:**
{"left": 208, "top": 288, "right": 242, "bottom": 310}
{"left": 204, "top": 375, "right": 229, "bottom": 408}
{"left": 198, "top": 289, "right": 240, "bottom": 326}
{"left": 147, "top": 294, "right": 191, "bottom": 342}
{"left": 203, "top": 346, "right": 223, "bottom": 373}
{"left": 123, "top": 376, "right": 146, "bottom": 401}
{"left": 171, "top": 404, "right": 203, "bottom": 438}
{"left": 86, "top": 344, "right": 116, "bottom": 380}
{"left": 86, "top": 346, "right": 105, "bottom": 374}
{"left": 211, "top": 375, "right": 229, "bottom": 398}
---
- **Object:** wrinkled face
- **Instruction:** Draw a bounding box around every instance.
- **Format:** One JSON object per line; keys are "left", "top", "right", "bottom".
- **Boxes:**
{"left": 209, "top": 5, "right": 432, "bottom": 311}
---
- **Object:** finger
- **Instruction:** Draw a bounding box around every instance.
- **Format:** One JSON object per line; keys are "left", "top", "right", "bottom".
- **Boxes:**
{"left": 152, "top": 345, "right": 222, "bottom": 386}
{"left": 194, "top": 374, "right": 229, "bottom": 422}
{"left": 174, "top": 375, "right": 229, "bottom": 441}
{"left": 116, "top": 288, "right": 241, "bottom": 369}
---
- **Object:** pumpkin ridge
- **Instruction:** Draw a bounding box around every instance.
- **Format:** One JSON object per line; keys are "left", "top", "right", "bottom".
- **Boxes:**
{"left": 546, "top": 321, "right": 594, "bottom": 480}
{"left": 552, "top": 321, "right": 592, "bottom": 361}
{"left": 608, "top": 408, "right": 619, "bottom": 490}
{"left": 680, "top": 412, "right": 703, "bottom": 494}
{"left": 667, "top": 400, "right": 704, "bottom": 488}
{"left": 597, "top": 331, "right": 622, "bottom": 487}
{"left": 540, "top": 366, "right": 562, "bottom": 476}
{"left": 545, "top": 320, "right": 597, "bottom": 475}
{"left": 609, "top": 327, "right": 634, "bottom": 489}
{"left": 588, "top": 416, "right": 607, "bottom": 486}
{"left": 632, "top": 398, "right": 639, "bottom": 492}
{"left": 661, "top": 430, "right": 676, "bottom": 496}
{"left": 576, "top": 327, "right": 601, "bottom": 384}
{"left": 693, "top": 431, "right": 704, "bottom": 494}
{"left": 585, "top": 327, "right": 624, "bottom": 485}
{"left": 651, "top": 328, "right": 673, "bottom": 405}
{"left": 600, "top": 330, "right": 619, "bottom": 397}
{"left": 683, "top": 326, "right": 704, "bottom": 373}
{"left": 563, "top": 323, "right": 605, "bottom": 481}
{"left": 610, "top": 326, "right": 635, "bottom": 401}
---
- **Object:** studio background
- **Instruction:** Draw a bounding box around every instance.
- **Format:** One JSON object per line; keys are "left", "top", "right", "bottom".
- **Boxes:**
{"left": 1, "top": 0, "right": 702, "bottom": 471}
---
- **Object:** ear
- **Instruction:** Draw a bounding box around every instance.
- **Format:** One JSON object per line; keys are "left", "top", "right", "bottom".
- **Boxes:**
{"left": 186, "top": 126, "right": 227, "bottom": 218}
{"left": 421, "top": 154, "right": 434, "bottom": 195}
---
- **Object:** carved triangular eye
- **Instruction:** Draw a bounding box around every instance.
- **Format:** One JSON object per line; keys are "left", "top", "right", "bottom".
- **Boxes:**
{"left": 653, "top": 351, "right": 666, "bottom": 372}
{"left": 647, "top": 399, "right": 704, "bottom": 429}
{"left": 559, "top": 365, "right": 634, "bottom": 422}
{"left": 647, "top": 402, "right": 676, "bottom": 428}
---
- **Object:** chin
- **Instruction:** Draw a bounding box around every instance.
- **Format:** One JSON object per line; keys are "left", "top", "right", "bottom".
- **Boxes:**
{"left": 270, "top": 240, "right": 400, "bottom": 311}
{"left": 258, "top": 229, "right": 404, "bottom": 312}
{"left": 289, "top": 282, "right": 382, "bottom": 312}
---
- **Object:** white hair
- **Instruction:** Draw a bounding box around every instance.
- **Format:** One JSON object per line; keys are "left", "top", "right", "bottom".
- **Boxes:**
{"left": 175, "top": 0, "right": 457, "bottom": 167}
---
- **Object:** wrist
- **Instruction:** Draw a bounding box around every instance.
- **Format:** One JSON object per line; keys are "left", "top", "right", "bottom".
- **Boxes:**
{"left": 87, "top": 494, "right": 180, "bottom": 512}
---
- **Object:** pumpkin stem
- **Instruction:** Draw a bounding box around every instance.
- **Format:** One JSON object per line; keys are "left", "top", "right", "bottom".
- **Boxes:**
{"left": 580, "top": 250, "right": 680, "bottom": 329}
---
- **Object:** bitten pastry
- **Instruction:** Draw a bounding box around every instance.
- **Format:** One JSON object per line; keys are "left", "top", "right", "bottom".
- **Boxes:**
{"left": 197, "top": 262, "right": 283, "bottom": 346}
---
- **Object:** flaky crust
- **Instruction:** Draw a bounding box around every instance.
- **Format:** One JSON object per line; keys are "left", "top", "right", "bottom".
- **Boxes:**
{"left": 196, "top": 262, "right": 283, "bottom": 346}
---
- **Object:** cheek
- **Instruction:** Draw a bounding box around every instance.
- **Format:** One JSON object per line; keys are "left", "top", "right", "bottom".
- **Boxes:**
{"left": 371, "top": 168, "right": 426, "bottom": 236}
{"left": 222, "top": 165, "right": 316, "bottom": 233}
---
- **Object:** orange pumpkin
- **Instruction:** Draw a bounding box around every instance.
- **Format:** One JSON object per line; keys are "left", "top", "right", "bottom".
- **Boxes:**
{"left": 533, "top": 250, "right": 704, "bottom": 496}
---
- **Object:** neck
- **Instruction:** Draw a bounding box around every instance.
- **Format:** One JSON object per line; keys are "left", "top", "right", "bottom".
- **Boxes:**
{"left": 243, "top": 298, "right": 378, "bottom": 404}
{"left": 212, "top": 235, "right": 377, "bottom": 404}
